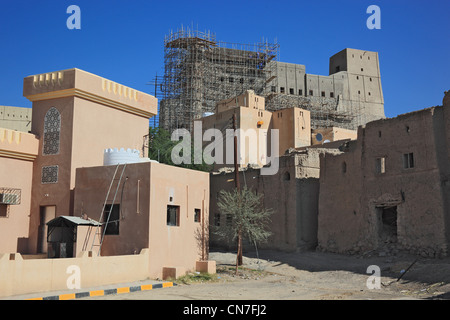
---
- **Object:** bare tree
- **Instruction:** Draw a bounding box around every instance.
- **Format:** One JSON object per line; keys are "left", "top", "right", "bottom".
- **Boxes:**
{"left": 214, "top": 187, "right": 273, "bottom": 274}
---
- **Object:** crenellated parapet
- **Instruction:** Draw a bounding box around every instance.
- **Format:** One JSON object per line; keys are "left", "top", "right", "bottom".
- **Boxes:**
{"left": 0, "top": 128, "right": 39, "bottom": 161}
{"left": 23, "top": 68, "right": 157, "bottom": 119}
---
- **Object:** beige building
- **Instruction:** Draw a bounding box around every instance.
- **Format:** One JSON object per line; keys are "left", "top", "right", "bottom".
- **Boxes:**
{"left": 267, "top": 48, "right": 385, "bottom": 130}
{"left": 0, "top": 129, "right": 39, "bottom": 253}
{"left": 22, "top": 68, "right": 157, "bottom": 254}
{"left": 74, "top": 161, "right": 210, "bottom": 279}
{"left": 318, "top": 91, "right": 450, "bottom": 258}
{"left": 201, "top": 90, "right": 313, "bottom": 171}
{"left": 0, "top": 106, "right": 32, "bottom": 132}
{"left": 0, "top": 68, "right": 214, "bottom": 294}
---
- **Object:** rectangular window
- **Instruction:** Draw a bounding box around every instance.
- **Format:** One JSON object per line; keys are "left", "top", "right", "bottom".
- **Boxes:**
{"left": 167, "top": 205, "right": 180, "bottom": 226}
{"left": 330, "top": 92, "right": 334, "bottom": 98}
{"left": 271, "top": 86, "right": 276, "bottom": 93}
{"left": 289, "top": 88, "right": 294, "bottom": 95}
{"left": 103, "top": 204, "right": 120, "bottom": 235}
{"left": 0, "top": 204, "right": 8, "bottom": 218}
{"left": 280, "top": 87, "right": 285, "bottom": 93}
{"left": 321, "top": 91, "right": 326, "bottom": 97}
{"left": 298, "top": 89, "right": 303, "bottom": 95}
{"left": 226, "top": 214, "right": 232, "bottom": 227}
{"left": 309, "top": 90, "right": 313, "bottom": 96}
{"left": 403, "top": 153, "right": 414, "bottom": 169}
{"left": 376, "top": 157, "right": 386, "bottom": 174}
{"left": 214, "top": 213, "right": 220, "bottom": 226}
{"left": 194, "top": 208, "right": 201, "bottom": 223}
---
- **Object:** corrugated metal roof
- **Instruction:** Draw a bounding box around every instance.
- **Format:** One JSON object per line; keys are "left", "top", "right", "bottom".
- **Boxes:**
{"left": 47, "top": 216, "right": 101, "bottom": 227}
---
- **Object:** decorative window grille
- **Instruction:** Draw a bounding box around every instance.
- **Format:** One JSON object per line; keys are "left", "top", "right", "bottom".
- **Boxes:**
{"left": 41, "top": 165, "right": 59, "bottom": 184}
{"left": 0, "top": 188, "right": 21, "bottom": 205}
{"left": 43, "top": 107, "right": 61, "bottom": 155}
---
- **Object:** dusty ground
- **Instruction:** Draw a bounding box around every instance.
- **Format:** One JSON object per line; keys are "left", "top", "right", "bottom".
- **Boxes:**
{"left": 84, "top": 248, "right": 450, "bottom": 300}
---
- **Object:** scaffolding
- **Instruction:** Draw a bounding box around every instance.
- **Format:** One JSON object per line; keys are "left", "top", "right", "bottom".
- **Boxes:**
{"left": 159, "top": 26, "right": 371, "bottom": 132}
{"left": 160, "top": 27, "right": 279, "bottom": 132}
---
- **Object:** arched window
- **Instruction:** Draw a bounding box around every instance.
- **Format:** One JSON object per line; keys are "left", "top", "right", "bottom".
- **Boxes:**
{"left": 283, "top": 171, "right": 291, "bottom": 181}
{"left": 43, "top": 107, "right": 61, "bottom": 155}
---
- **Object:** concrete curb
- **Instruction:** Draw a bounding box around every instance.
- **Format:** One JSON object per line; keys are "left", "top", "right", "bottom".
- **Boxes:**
{"left": 13, "top": 281, "right": 177, "bottom": 300}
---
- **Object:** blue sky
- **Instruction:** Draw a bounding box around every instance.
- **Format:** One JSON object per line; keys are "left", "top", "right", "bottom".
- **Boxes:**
{"left": 0, "top": 0, "right": 449, "bottom": 120}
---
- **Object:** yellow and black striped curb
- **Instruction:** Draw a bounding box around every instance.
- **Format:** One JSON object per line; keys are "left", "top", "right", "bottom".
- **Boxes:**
{"left": 26, "top": 281, "right": 177, "bottom": 300}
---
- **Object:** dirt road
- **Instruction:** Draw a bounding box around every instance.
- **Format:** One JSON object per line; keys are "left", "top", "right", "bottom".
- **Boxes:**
{"left": 82, "top": 249, "right": 450, "bottom": 300}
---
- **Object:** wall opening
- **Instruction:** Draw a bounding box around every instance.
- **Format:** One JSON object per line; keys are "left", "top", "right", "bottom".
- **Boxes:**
{"left": 167, "top": 205, "right": 180, "bottom": 226}
{"left": 103, "top": 204, "right": 120, "bottom": 235}
{"left": 38, "top": 206, "right": 56, "bottom": 253}
{"left": 379, "top": 206, "right": 398, "bottom": 244}
{"left": 0, "top": 204, "right": 8, "bottom": 217}
{"left": 194, "top": 208, "right": 201, "bottom": 223}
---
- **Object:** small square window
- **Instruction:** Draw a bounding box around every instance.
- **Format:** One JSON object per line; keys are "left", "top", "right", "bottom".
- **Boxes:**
{"left": 280, "top": 87, "right": 285, "bottom": 93}
{"left": 321, "top": 91, "right": 326, "bottom": 97}
{"left": 167, "top": 205, "right": 180, "bottom": 226}
{"left": 194, "top": 208, "right": 201, "bottom": 223}
{"left": 298, "top": 89, "right": 303, "bottom": 95}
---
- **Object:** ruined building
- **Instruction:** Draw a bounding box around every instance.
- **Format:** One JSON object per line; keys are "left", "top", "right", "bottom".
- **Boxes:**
{"left": 206, "top": 91, "right": 356, "bottom": 252}
{"left": 159, "top": 27, "right": 385, "bottom": 133}
{"left": 318, "top": 91, "right": 450, "bottom": 258}
{"left": 210, "top": 146, "right": 343, "bottom": 252}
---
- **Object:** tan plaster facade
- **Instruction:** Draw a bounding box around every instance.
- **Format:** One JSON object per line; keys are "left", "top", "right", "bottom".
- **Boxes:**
{"left": 0, "top": 68, "right": 213, "bottom": 295}
{"left": 74, "top": 161, "right": 210, "bottom": 279}
{"left": 0, "top": 129, "right": 39, "bottom": 253}
{"left": 22, "top": 68, "right": 157, "bottom": 254}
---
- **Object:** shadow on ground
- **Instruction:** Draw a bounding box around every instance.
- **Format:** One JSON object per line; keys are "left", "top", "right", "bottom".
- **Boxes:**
{"left": 210, "top": 246, "right": 450, "bottom": 296}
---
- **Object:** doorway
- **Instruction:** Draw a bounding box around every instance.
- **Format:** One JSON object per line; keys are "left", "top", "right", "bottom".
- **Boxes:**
{"left": 37, "top": 206, "right": 56, "bottom": 253}
{"left": 379, "top": 206, "right": 398, "bottom": 244}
